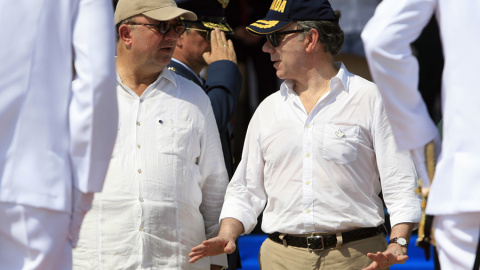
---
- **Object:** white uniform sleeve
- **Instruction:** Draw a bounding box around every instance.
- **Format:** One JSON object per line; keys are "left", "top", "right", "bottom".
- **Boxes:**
{"left": 69, "top": 0, "right": 118, "bottom": 193}
{"left": 361, "top": 0, "right": 438, "bottom": 150}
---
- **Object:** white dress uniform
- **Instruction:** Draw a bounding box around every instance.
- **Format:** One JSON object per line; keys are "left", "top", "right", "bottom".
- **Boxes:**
{"left": 0, "top": 0, "right": 118, "bottom": 268}
{"left": 362, "top": 0, "right": 480, "bottom": 269}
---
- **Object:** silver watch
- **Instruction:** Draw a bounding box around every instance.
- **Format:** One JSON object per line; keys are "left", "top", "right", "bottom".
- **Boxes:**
{"left": 389, "top": 237, "right": 408, "bottom": 247}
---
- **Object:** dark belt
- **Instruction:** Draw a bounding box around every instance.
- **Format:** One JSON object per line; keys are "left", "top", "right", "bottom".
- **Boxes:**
{"left": 267, "top": 225, "right": 385, "bottom": 251}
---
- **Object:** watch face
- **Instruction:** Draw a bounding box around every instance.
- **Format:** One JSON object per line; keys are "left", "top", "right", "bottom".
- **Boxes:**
{"left": 397, "top": 238, "right": 407, "bottom": 246}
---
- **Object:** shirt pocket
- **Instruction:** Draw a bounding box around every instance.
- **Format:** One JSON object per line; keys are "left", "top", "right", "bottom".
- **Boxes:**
{"left": 156, "top": 119, "right": 192, "bottom": 159}
{"left": 323, "top": 124, "right": 359, "bottom": 164}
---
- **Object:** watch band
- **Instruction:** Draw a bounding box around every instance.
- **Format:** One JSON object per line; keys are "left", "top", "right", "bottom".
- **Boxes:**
{"left": 389, "top": 237, "right": 409, "bottom": 247}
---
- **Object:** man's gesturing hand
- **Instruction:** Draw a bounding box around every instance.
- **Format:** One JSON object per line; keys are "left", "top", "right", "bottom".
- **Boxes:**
{"left": 189, "top": 236, "right": 236, "bottom": 263}
{"left": 362, "top": 247, "right": 408, "bottom": 269}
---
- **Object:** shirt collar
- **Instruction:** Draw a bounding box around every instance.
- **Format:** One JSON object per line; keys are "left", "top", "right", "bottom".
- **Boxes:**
{"left": 331, "top": 62, "right": 351, "bottom": 94}
{"left": 116, "top": 67, "right": 178, "bottom": 97}
{"left": 279, "top": 62, "right": 352, "bottom": 101}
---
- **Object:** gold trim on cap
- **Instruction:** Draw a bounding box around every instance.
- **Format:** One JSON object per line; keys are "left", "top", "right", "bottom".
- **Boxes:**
{"left": 250, "top": 20, "right": 280, "bottom": 29}
{"left": 246, "top": 21, "right": 293, "bottom": 35}
{"left": 217, "top": 0, "right": 230, "bottom": 9}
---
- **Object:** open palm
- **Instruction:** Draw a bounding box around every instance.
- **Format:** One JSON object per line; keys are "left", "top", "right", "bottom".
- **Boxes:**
{"left": 189, "top": 237, "right": 237, "bottom": 263}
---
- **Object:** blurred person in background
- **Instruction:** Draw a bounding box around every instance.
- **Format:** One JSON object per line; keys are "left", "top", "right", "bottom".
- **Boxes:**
{"left": 363, "top": 0, "right": 480, "bottom": 269}
{"left": 0, "top": 0, "right": 118, "bottom": 269}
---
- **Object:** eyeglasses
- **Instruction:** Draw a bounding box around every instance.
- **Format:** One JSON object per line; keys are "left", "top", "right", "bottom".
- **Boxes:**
{"left": 124, "top": 21, "right": 187, "bottom": 34}
{"left": 266, "top": 29, "right": 307, "bottom": 47}
{"left": 186, "top": 28, "right": 211, "bottom": 41}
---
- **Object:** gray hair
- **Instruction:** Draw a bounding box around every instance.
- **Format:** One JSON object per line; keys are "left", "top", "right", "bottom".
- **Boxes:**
{"left": 296, "top": 10, "right": 344, "bottom": 56}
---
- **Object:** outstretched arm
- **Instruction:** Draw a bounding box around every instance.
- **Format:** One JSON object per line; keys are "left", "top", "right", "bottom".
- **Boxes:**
{"left": 363, "top": 223, "right": 414, "bottom": 270}
{"left": 189, "top": 218, "right": 245, "bottom": 264}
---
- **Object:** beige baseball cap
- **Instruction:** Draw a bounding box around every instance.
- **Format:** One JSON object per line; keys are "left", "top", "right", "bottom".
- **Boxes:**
{"left": 114, "top": 0, "right": 197, "bottom": 25}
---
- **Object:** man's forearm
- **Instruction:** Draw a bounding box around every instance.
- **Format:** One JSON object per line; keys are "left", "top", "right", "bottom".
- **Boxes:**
{"left": 218, "top": 217, "right": 245, "bottom": 241}
{"left": 389, "top": 222, "right": 415, "bottom": 254}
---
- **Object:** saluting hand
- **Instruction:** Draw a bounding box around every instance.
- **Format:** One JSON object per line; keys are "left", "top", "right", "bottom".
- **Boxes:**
{"left": 203, "top": 28, "right": 237, "bottom": 65}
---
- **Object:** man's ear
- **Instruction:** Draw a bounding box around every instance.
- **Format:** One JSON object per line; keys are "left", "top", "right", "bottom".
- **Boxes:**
{"left": 118, "top": 24, "right": 133, "bottom": 46}
{"left": 305, "top": 28, "right": 319, "bottom": 53}
{"left": 176, "top": 32, "right": 186, "bottom": 48}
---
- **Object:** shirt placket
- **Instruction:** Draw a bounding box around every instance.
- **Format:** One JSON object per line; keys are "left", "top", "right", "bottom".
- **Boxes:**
{"left": 302, "top": 117, "right": 315, "bottom": 232}
{"left": 135, "top": 98, "right": 146, "bottom": 233}
{"left": 301, "top": 91, "right": 330, "bottom": 232}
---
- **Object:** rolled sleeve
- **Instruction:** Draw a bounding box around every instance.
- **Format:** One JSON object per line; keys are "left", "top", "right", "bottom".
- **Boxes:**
{"left": 373, "top": 98, "right": 422, "bottom": 227}
{"left": 220, "top": 112, "right": 267, "bottom": 234}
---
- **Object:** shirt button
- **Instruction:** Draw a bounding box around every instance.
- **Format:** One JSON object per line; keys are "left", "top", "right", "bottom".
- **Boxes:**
{"left": 139, "top": 226, "right": 144, "bottom": 231}
{"left": 305, "top": 181, "right": 311, "bottom": 185}
{"left": 139, "top": 198, "right": 144, "bottom": 202}
{"left": 306, "top": 152, "right": 310, "bottom": 157}
{"left": 305, "top": 209, "right": 310, "bottom": 214}
{"left": 158, "top": 120, "right": 163, "bottom": 124}
{"left": 137, "top": 144, "right": 141, "bottom": 149}
{"left": 138, "top": 169, "right": 142, "bottom": 173}
{"left": 136, "top": 122, "right": 141, "bottom": 126}
{"left": 306, "top": 124, "right": 311, "bottom": 128}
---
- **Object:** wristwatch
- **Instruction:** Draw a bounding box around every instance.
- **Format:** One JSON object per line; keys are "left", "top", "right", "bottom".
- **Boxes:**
{"left": 389, "top": 237, "right": 408, "bottom": 247}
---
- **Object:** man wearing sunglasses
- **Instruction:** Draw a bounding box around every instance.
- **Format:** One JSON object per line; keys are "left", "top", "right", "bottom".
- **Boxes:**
{"left": 188, "top": 0, "right": 421, "bottom": 269}
{"left": 73, "top": 0, "right": 229, "bottom": 269}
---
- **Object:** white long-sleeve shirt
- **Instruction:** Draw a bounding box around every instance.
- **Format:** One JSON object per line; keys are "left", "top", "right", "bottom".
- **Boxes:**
{"left": 73, "top": 69, "right": 228, "bottom": 269}
{"left": 362, "top": 0, "right": 480, "bottom": 215}
{"left": 0, "top": 0, "right": 117, "bottom": 212}
{"left": 221, "top": 63, "right": 421, "bottom": 234}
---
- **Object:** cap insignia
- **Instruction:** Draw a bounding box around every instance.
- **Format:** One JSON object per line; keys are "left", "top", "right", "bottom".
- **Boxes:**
{"left": 217, "top": 0, "right": 229, "bottom": 9}
{"left": 250, "top": 20, "right": 280, "bottom": 29}
{"left": 270, "top": 0, "right": 287, "bottom": 13}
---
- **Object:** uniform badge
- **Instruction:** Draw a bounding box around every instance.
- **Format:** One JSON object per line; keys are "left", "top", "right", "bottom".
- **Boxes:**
{"left": 217, "top": 0, "right": 229, "bottom": 8}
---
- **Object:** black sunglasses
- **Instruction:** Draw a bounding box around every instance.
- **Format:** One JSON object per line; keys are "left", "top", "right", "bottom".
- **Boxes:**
{"left": 124, "top": 21, "right": 187, "bottom": 35}
{"left": 266, "top": 29, "right": 306, "bottom": 47}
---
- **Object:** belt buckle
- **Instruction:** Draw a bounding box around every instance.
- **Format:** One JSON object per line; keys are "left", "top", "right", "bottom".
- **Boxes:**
{"left": 307, "top": 235, "right": 324, "bottom": 251}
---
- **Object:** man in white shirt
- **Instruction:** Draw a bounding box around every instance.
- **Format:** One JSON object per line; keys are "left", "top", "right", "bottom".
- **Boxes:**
{"left": 362, "top": 0, "right": 480, "bottom": 269}
{"left": 0, "top": 0, "right": 118, "bottom": 269}
{"left": 188, "top": 0, "right": 421, "bottom": 270}
{"left": 72, "top": 0, "right": 229, "bottom": 269}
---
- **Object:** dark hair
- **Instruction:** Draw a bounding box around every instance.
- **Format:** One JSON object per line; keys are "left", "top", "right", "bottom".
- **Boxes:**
{"left": 296, "top": 10, "right": 343, "bottom": 56}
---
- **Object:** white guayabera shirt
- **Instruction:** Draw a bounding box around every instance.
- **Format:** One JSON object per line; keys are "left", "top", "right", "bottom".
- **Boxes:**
{"left": 74, "top": 69, "right": 228, "bottom": 270}
{"left": 221, "top": 63, "right": 421, "bottom": 234}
